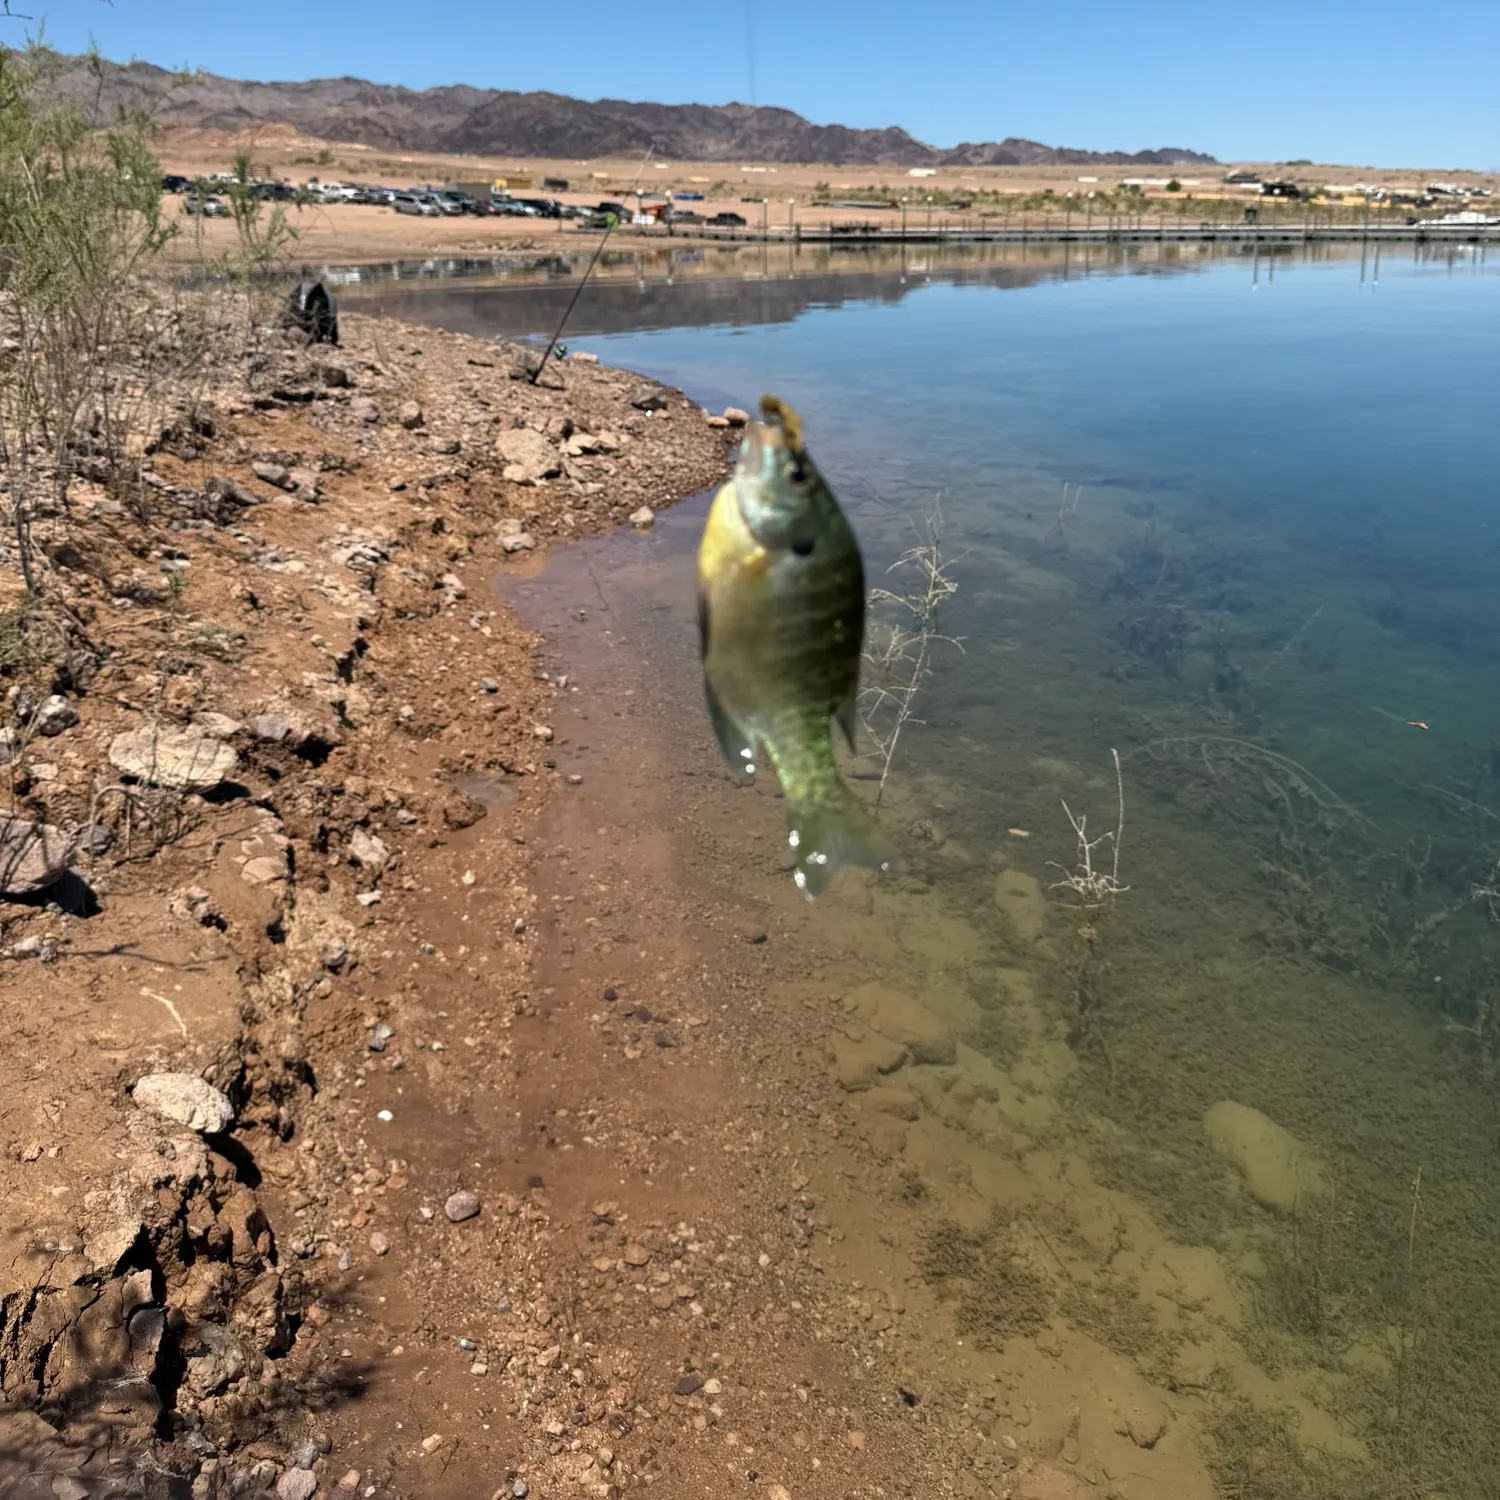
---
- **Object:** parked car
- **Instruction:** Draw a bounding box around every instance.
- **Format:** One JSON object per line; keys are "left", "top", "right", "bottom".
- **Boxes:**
{"left": 161, "top": 173, "right": 192, "bottom": 194}
{"left": 666, "top": 209, "right": 704, "bottom": 224}
{"left": 430, "top": 191, "right": 477, "bottom": 215}
{"left": 251, "top": 181, "right": 295, "bottom": 202}
{"left": 183, "top": 195, "right": 228, "bottom": 218}
{"left": 595, "top": 202, "right": 630, "bottom": 220}
{"left": 391, "top": 192, "right": 441, "bottom": 216}
{"left": 515, "top": 197, "right": 564, "bottom": 218}
{"left": 709, "top": 211, "right": 747, "bottom": 227}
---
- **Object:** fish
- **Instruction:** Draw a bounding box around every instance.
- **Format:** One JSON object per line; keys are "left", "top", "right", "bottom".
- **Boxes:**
{"left": 696, "top": 394, "right": 900, "bottom": 899}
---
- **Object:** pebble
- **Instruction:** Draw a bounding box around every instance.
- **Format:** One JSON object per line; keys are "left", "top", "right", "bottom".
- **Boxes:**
{"left": 420, "top": 1434, "right": 444, "bottom": 1454}
{"left": 275, "top": 1471, "right": 318, "bottom": 1500}
{"left": 376, "top": 1109, "right": 394, "bottom": 1123}
{"left": 458, "top": 1337, "right": 477, "bottom": 1351}
{"left": 338, "top": 1249, "right": 355, "bottom": 1271}
{"left": 34, "top": 694, "right": 78, "bottom": 736}
{"left": 444, "top": 1190, "right": 480, "bottom": 1223}
{"left": 291, "top": 1441, "right": 320, "bottom": 1469}
{"left": 480, "top": 677, "right": 499, "bottom": 694}
{"left": 675, "top": 1374, "right": 703, "bottom": 1396}
{"left": 337, "top": 1473, "right": 360, "bottom": 1493}
{"left": 369, "top": 1231, "right": 390, "bottom": 1256}
{"left": 369, "top": 1022, "right": 393, "bottom": 1052}
{"left": 723, "top": 406, "right": 751, "bottom": 426}
{"left": 512, "top": 1481, "right": 529, "bottom": 1499}
{"left": 399, "top": 401, "right": 425, "bottom": 430}
{"left": 356, "top": 891, "right": 382, "bottom": 907}
{"left": 628, "top": 505, "right": 655, "bottom": 530}
{"left": 470, "top": 1361, "right": 488, "bottom": 1376}
{"left": 512, "top": 917, "right": 526, "bottom": 936}
{"left": 254, "top": 712, "right": 291, "bottom": 743}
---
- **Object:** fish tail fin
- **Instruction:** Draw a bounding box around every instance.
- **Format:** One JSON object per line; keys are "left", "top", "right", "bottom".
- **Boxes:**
{"left": 785, "top": 783, "right": 902, "bottom": 900}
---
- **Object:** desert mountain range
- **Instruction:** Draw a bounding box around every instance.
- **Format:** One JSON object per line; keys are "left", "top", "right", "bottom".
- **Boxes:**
{"left": 43, "top": 52, "right": 1216, "bottom": 168}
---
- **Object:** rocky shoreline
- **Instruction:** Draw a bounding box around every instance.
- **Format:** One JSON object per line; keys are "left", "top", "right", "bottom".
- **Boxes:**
{"left": 0, "top": 306, "right": 737, "bottom": 1497}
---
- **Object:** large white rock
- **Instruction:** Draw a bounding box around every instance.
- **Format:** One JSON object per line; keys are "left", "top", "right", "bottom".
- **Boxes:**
{"left": 109, "top": 727, "right": 238, "bottom": 791}
{"left": 133, "top": 1073, "right": 235, "bottom": 1134}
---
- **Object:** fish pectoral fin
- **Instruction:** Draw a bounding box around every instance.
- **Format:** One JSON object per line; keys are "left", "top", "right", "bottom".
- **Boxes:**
{"left": 705, "top": 678, "right": 757, "bottom": 779}
{"left": 835, "top": 684, "right": 860, "bottom": 754}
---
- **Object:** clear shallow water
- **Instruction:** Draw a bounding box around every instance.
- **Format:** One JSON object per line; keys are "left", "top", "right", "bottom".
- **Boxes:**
{"left": 369, "top": 244, "right": 1500, "bottom": 1498}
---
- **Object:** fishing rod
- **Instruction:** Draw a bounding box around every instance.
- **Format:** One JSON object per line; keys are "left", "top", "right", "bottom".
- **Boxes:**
{"left": 530, "top": 143, "right": 656, "bottom": 384}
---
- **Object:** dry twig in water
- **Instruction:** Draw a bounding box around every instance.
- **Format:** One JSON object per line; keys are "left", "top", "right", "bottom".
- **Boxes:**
{"left": 1048, "top": 749, "right": 1130, "bottom": 908}
{"left": 857, "top": 504, "right": 962, "bottom": 808}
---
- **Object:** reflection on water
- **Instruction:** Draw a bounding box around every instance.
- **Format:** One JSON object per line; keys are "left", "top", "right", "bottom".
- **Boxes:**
{"left": 458, "top": 246, "right": 1497, "bottom": 1496}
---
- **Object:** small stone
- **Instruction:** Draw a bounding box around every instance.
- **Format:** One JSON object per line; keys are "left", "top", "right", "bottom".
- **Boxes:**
{"left": 496, "top": 518, "right": 536, "bottom": 554}
{"left": 369, "top": 1022, "right": 393, "bottom": 1052}
{"left": 77, "top": 822, "right": 115, "bottom": 857}
{"left": 0, "top": 817, "right": 76, "bottom": 895}
{"left": 291, "top": 1442, "right": 320, "bottom": 1469}
{"left": 703, "top": 1377, "right": 722, "bottom": 1395}
{"left": 34, "top": 694, "right": 78, "bottom": 736}
{"left": 338, "top": 1249, "right": 355, "bottom": 1271}
{"left": 623, "top": 1243, "right": 651, "bottom": 1266}
{"left": 628, "top": 506, "right": 655, "bottom": 530}
{"left": 398, "top": 401, "right": 424, "bottom": 430}
{"left": 533, "top": 724, "right": 553, "bottom": 742}
{"left": 629, "top": 383, "right": 668, "bottom": 412}
{"left": 254, "top": 712, "right": 290, "bottom": 743}
{"left": 242, "top": 854, "right": 287, "bottom": 886}
{"left": 356, "top": 891, "right": 382, "bottom": 906}
{"left": 321, "top": 940, "right": 348, "bottom": 972}
{"left": 420, "top": 1434, "right": 444, "bottom": 1455}
{"left": 570, "top": 351, "right": 599, "bottom": 364}
{"left": 287, "top": 466, "right": 322, "bottom": 499}
{"left": 369, "top": 1232, "right": 390, "bottom": 1256}
{"left": 470, "top": 1361, "right": 488, "bottom": 1376}
{"left": 444, "top": 1190, "right": 480, "bottom": 1223}
{"left": 348, "top": 827, "right": 390, "bottom": 876}
{"left": 512, "top": 917, "right": 526, "bottom": 935}
{"left": 350, "top": 397, "right": 379, "bottom": 424}
{"left": 132, "top": 1073, "right": 234, "bottom": 1134}
{"left": 675, "top": 1374, "right": 703, "bottom": 1396}
{"left": 512, "top": 1481, "right": 529, "bottom": 1499}
{"left": 435, "top": 438, "right": 461, "bottom": 455}
{"left": 705, "top": 414, "right": 730, "bottom": 428}
{"left": 252, "top": 460, "right": 293, "bottom": 490}
{"left": 275, "top": 1468, "right": 318, "bottom": 1500}
{"left": 193, "top": 711, "right": 243, "bottom": 738}
{"left": 496, "top": 427, "right": 561, "bottom": 485}
{"left": 376, "top": 1109, "right": 393, "bottom": 1122}
{"left": 722, "top": 406, "right": 751, "bottom": 426}
{"left": 479, "top": 677, "right": 499, "bottom": 694}
{"left": 846, "top": 1430, "right": 866, "bottom": 1450}
{"left": 337, "top": 1472, "right": 360, "bottom": 1493}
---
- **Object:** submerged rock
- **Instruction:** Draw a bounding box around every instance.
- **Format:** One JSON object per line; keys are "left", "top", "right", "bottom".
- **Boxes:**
{"left": 1203, "top": 1099, "right": 1327, "bottom": 1212}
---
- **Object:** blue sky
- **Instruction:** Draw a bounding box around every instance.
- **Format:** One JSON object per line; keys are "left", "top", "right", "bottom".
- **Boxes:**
{"left": 18, "top": 0, "right": 1500, "bottom": 169}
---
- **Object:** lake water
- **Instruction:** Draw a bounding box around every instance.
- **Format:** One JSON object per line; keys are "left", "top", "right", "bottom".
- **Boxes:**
{"left": 350, "top": 242, "right": 1500, "bottom": 1499}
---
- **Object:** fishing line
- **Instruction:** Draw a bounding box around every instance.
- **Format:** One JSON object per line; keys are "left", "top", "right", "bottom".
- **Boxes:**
{"left": 531, "top": 143, "right": 656, "bottom": 383}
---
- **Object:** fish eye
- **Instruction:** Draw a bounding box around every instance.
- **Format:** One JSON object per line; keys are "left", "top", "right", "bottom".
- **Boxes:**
{"left": 792, "top": 536, "right": 815, "bottom": 557}
{"left": 787, "top": 460, "right": 808, "bottom": 485}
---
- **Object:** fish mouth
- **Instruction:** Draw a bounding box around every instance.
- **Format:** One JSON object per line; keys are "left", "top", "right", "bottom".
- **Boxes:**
{"left": 735, "top": 394, "right": 803, "bottom": 482}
